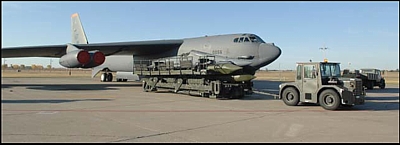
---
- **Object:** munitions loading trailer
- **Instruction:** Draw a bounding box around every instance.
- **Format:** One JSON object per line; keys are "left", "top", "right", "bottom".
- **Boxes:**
{"left": 133, "top": 54, "right": 255, "bottom": 99}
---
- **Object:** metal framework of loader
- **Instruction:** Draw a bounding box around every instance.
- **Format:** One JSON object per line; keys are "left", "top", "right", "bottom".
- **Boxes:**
{"left": 134, "top": 55, "right": 253, "bottom": 99}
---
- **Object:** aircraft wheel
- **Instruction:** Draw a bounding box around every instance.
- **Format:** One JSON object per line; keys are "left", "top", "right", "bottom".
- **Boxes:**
{"left": 282, "top": 87, "right": 299, "bottom": 106}
{"left": 142, "top": 81, "right": 148, "bottom": 92}
{"left": 106, "top": 73, "right": 113, "bottom": 82}
{"left": 142, "top": 81, "right": 153, "bottom": 92}
{"left": 123, "top": 79, "right": 128, "bottom": 82}
{"left": 100, "top": 73, "right": 107, "bottom": 82}
{"left": 200, "top": 92, "right": 207, "bottom": 97}
{"left": 319, "top": 89, "right": 340, "bottom": 110}
{"left": 143, "top": 82, "right": 148, "bottom": 92}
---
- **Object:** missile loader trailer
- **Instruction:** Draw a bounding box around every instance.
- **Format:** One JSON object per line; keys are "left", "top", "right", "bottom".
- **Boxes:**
{"left": 279, "top": 61, "right": 366, "bottom": 110}
{"left": 134, "top": 54, "right": 255, "bottom": 99}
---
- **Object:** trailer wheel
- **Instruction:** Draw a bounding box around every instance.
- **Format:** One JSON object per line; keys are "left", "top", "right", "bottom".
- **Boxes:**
{"left": 142, "top": 80, "right": 155, "bottom": 92}
{"left": 142, "top": 81, "right": 149, "bottom": 92}
{"left": 282, "top": 87, "right": 299, "bottom": 106}
{"left": 319, "top": 89, "right": 340, "bottom": 110}
{"left": 379, "top": 79, "right": 385, "bottom": 89}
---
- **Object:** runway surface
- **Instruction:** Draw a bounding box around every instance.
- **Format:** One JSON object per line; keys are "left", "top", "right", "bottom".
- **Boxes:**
{"left": 1, "top": 78, "right": 399, "bottom": 142}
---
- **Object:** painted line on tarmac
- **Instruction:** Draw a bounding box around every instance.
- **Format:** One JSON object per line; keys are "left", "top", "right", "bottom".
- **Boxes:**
{"left": 36, "top": 111, "right": 59, "bottom": 115}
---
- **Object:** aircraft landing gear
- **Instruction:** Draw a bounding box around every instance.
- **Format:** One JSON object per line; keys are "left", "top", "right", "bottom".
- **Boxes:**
{"left": 100, "top": 72, "right": 113, "bottom": 82}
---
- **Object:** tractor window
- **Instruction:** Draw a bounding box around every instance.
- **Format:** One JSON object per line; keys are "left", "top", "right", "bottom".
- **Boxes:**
{"left": 320, "top": 63, "right": 341, "bottom": 77}
{"left": 304, "top": 65, "right": 316, "bottom": 79}
{"left": 296, "top": 65, "right": 302, "bottom": 80}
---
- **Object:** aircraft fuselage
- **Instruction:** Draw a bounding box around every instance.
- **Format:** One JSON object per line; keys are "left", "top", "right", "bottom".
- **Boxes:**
{"left": 98, "top": 33, "right": 281, "bottom": 76}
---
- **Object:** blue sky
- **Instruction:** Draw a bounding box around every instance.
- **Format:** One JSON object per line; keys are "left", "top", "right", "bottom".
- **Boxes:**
{"left": 1, "top": 1, "right": 399, "bottom": 70}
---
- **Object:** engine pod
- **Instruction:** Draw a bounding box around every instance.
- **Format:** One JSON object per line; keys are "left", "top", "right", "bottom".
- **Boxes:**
{"left": 59, "top": 49, "right": 90, "bottom": 68}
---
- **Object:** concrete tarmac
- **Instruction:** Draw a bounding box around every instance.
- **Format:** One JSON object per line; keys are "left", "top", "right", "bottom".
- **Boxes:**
{"left": 1, "top": 78, "right": 399, "bottom": 143}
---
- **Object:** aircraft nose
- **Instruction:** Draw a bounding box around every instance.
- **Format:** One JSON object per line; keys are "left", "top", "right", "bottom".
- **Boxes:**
{"left": 256, "top": 43, "right": 282, "bottom": 68}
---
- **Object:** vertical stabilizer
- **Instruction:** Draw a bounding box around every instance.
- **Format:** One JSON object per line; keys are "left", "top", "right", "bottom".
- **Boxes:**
{"left": 71, "top": 13, "right": 88, "bottom": 45}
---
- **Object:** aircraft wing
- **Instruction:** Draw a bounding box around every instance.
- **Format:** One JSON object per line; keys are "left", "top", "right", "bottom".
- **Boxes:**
{"left": 1, "top": 39, "right": 184, "bottom": 58}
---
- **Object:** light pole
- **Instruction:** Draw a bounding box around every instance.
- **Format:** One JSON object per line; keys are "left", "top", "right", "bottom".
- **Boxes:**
{"left": 279, "top": 63, "right": 281, "bottom": 81}
{"left": 348, "top": 62, "right": 351, "bottom": 70}
{"left": 2, "top": 59, "right": 6, "bottom": 72}
{"left": 319, "top": 45, "right": 329, "bottom": 62}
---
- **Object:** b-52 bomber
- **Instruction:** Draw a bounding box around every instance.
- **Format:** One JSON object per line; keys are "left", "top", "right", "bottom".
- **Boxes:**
{"left": 1, "top": 13, "right": 282, "bottom": 99}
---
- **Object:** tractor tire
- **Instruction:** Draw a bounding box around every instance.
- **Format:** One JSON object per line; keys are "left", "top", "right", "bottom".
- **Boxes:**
{"left": 319, "top": 89, "right": 340, "bottom": 110}
{"left": 282, "top": 87, "right": 299, "bottom": 106}
{"left": 379, "top": 79, "right": 385, "bottom": 89}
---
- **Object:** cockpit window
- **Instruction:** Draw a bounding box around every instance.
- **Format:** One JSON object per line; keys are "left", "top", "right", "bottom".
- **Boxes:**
{"left": 253, "top": 35, "right": 265, "bottom": 43}
{"left": 244, "top": 37, "right": 250, "bottom": 42}
{"left": 249, "top": 36, "right": 258, "bottom": 42}
{"left": 234, "top": 35, "right": 265, "bottom": 43}
{"left": 239, "top": 37, "right": 244, "bottom": 43}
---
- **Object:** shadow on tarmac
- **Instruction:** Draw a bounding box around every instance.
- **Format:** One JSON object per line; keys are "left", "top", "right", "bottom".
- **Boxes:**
{"left": 1, "top": 99, "right": 112, "bottom": 104}
{"left": 1, "top": 83, "right": 142, "bottom": 91}
{"left": 366, "top": 88, "right": 399, "bottom": 94}
{"left": 2, "top": 80, "right": 397, "bottom": 111}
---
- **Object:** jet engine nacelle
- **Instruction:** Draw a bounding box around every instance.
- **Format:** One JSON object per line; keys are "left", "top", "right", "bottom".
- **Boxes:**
{"left": 84, "top": 50, "right": 106, "bottom": 68}
{"left": 59, "top": 49, "right": 105, "bottom": 68}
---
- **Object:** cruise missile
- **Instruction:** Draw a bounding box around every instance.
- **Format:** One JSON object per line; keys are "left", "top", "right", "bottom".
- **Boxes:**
{"left": 207, "top": 63, "right": 243, "bottom": 74}
{"left": 232, "top": 74, "right": 256, "bottom": 82}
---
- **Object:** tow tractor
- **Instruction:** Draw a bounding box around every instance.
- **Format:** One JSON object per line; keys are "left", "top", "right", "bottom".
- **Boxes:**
{"left": 278, "top": 60, "right": 365, "bottom": 110}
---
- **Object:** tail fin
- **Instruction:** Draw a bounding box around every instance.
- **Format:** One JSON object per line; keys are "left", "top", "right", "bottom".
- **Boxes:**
{"left": 71, "top": 13, "right": 88, "bottom": 45}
